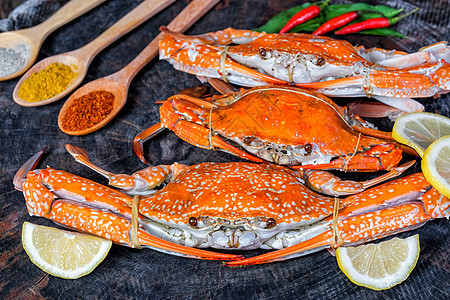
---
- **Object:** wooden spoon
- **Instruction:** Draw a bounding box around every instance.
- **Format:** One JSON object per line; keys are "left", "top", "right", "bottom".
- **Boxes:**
{"left": 58, "top": 0, "right": 220, "bottom": 136}
{"left": 0, "top": 0, "right": 106, "bottom": 82}
{"left": 13, "top": 0, "right": 175, "bottom": 107}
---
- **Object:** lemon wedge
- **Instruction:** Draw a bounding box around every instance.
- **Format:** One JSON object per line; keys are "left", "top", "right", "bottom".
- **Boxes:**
{"left": 392, "top": 112, "right": 450, "bottom": 157}
{"left": 22, "top": 222, "right": 112, "bottom": 279}
{"left": 336, "top": 234, "right": 420, "bottom": 290}
{"left": 422, "top": 135, "right": 450, "bottom": 198}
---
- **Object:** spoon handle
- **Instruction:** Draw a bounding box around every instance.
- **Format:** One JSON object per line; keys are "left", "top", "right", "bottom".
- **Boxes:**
{"left": 118, "top": 0, "right": 221, "bottom": 83}
{"left": 28, "top": 0, "right": 107, "bottom": 41}
{"left": 77, "top": 0, "right": 175, "bottom": 61}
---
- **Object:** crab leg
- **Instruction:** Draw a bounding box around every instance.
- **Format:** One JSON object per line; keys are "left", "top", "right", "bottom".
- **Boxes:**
{"left": 420, "top": 41, "right": 450, "bottom": 62}
{"left": 169, "top": 119, "right": 266, "bottom": 161}
{"left": 160, "top": 26, "right": 265, "bottom": 46}
{"left": 133, "top": 121, "right": 264, "bottom": 165}
{"left": 347, "top": 96, "right": 425, "bottom": 118}
{"left": 133, "top": 123, "right": 165, "bottom": 164}
{"left": 348, "top": 100, "right": 424, "bottom": 121}
{"left": 303, "top": 160, "right": 414, "bottom": 196}
{"left": 357, "top": 47, "right": 431, "bottom": 68}
{"left": 431, "top": 63, "right": 450, "bottom": 90}
{"left": 133, "top": 99, "right": 265, "bottom": 164}
{"left": 47, "top": 201, "right": 242, "bottom": 261}
{"left": 15, "top": 150, "right": 243, "bottom": 261}
{"left": 225, "top": 203, "right": 429, "bottom": 266}
{"left": 291, "top": 143, "right": 402, "bottom": 172}
{"left": 13, "top": 146, "right": 47, "bottom": 191}
{"left": 226, "top": 174, "right": 446, "bottom": 266}
{"left": 295, "top": 70, "right": 440, "bottom": 98}
{"left": 160, "top": 31, "right": 288, "bottom": 86}
{"left": 370, "top": 52, "right": 431, "bottom": 68}
{"left": 357, "top": 41, "right": 450, "bottom": 66}
{"left": 350, "top": 125, "right": 419, "bottom": 157}
{"left": 207, "top": 78, "right": 236, "bottom": 94}
{"left": 370, "top": 96, "right": 424, "bottom": 115}
{"left": 66, "top": 144, "right": 187, "bottom": 195}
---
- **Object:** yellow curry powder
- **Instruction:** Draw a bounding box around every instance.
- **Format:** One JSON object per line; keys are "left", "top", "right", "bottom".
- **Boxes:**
{"left": 18, "top": 62, "right": 77, "bottom": 102}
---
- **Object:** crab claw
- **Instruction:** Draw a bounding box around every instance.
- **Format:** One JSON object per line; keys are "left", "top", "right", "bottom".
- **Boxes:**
{"left": 49, "top": 201, "right": 243, "bottom": 261}
{"left": 133, "top": 123, "right": 165, "bottom": 164}
{"left": 304, "top": 160, "right": 415, "bottom": 196}
{"left": 66, "top": 144, "right": 186, "bottom": 195}
{"left": 224, "top": 204, "right": 430, "bottom": 266}
{"left": 431, "top": 63, "right": 450, "bottom": 90}
{"left": 225, "top": 173, "right": 436, "bottom": 266}
{"left": 13, "top": 147, "right": 47, "bottom": 191}
{"left": 17, "top": 150, "right": 243, "bottom": 261}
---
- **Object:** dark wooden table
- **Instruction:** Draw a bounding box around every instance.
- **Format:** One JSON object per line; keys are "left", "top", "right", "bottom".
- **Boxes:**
{"left": 1, "top": 0, "right": 449, "bottom": 299}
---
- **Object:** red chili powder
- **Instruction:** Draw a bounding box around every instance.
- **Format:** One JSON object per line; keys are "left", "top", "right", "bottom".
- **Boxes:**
{"left": 61, "top": 90, "right": 115, "bottom": 131}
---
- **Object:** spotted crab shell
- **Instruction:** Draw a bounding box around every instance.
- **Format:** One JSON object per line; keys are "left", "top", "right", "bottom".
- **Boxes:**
{"left": 227, "top": 33, "right": 373, "bottom": 83}
{"left": 139, "top": 162, "right": 334, "bottom": 226}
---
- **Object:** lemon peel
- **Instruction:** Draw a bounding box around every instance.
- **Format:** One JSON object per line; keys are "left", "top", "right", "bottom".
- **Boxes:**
{"left": 22, "top": 222, "right": 112, "bottom": 279}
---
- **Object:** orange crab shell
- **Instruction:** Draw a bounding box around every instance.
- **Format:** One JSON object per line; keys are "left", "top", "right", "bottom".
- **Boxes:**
{"left": 207, "top": 87, "right": 381, "bottom": 152}
{"left": 139, "top": 162, "right": 334, "bottom": 225}
{"left": 228, "top": 33, "right": 372, "bottom": 68}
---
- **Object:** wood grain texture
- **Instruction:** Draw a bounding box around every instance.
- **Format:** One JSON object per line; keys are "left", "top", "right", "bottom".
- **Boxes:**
{"left": 0, "top": 0, "right": 449, "bottom": 299}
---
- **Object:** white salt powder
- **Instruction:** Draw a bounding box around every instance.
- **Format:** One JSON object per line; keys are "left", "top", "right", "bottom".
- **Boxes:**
{"left": 0, "top": 43, "right": 31, "bottom": 77}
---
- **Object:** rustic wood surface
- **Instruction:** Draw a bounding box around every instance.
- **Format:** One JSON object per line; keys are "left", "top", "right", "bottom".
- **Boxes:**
{"left": 0, "top": 0, "right": 449, "bottom": 299}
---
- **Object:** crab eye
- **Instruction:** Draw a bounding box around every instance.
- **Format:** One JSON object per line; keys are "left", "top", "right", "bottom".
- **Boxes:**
{"left": 266, "top": 218, "right": 276, "bottom": 229}
{"left": 242, "top": 136, "right": 263, "bottom": 146}
{"left": 259, "top": 47, "right": 267, "bottom": 58}
{"left": 189, "top": 216, "right": 198, "bottom": 228}
{"left": 315, "top": 57, "right": 325, "bottom": 66}
{"left": 304, "top": 143, "right": 313, "bottom": 154}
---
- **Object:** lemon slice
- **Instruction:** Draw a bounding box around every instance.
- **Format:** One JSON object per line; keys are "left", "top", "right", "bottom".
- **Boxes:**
{"left": 22, "top": 222, "right": 112, "bottom": 279}
{"left": 392, "top": 112, "right": 450, "bottom": 157}
{"left": 422, "top": 135, "right": 450, "bottom": 198}
{"left": 336, "top": 234, "right": 420, "bottom": 290}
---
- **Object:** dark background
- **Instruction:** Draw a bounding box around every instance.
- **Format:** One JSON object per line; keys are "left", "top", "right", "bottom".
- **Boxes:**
{"left": 0, "top": 0, "right": 449, "bottom": 299}
{"left": 0, "top": 0, "right": 25, "bottom": 18}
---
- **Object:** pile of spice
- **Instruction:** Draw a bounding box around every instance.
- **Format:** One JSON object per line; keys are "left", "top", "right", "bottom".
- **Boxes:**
{"left": 61, "top": 90, "right": 115, "bottom": 132}
{"left": 0, "top": 43, "right": 30, "bottom": 77}
{"left": 18, "top": 62, "right": 77, "bottom": 102}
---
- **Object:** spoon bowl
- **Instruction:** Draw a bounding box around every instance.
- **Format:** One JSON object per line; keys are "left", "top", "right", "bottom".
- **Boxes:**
{"left": 0, "top": 32, "right": 38, "bottom": 81}
{"left": 58, "top": 76, "right": 127, "bottom": 135}
{"left": 0, "top": 0, "right": 106, "bottom": 82}
{"left": 12, "top": 52, "right": 89, "bottom": 107}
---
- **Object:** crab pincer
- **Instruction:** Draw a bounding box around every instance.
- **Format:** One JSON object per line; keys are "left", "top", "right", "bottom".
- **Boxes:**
{"left": 14, "top": 148, "right": 243, "bottom": 261}
{"left": 225, "top": 176, "right": 449, "bottom": 266}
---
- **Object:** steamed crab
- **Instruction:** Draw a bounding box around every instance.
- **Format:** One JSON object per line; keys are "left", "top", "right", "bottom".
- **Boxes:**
{"left": 159, "top": 27, "right": 450, "bottom": 113}
{"left": 14, "top": 146, "right": 449, "bottom": 266}
{"left": 134, "top": 85, "right": 405, "bottom": 174}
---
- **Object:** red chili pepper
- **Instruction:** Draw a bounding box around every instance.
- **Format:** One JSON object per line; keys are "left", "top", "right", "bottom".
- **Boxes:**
{"left": 334, "top": 17, "right": 389, "bottom": 35}
{"left": 312, "top": 11, "right": 358, "bottom": 36}
{"left": 334, "top": 8, "right": 419, "bottom": 35}
{"left": 279, "top": 5, "right": 321, "bottom": 34}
